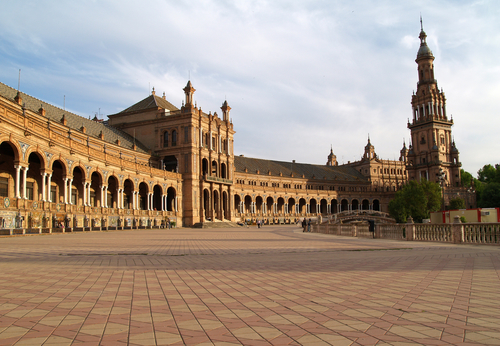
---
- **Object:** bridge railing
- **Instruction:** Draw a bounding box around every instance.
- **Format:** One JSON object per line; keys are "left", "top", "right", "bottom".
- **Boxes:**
{"left": 323, "top": 210, "right": 395, "bottom": 224}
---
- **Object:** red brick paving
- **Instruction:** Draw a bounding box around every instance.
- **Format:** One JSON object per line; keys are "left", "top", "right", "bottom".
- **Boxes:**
{"left": 1, "top": 225, "right": 499, "bottom": 345}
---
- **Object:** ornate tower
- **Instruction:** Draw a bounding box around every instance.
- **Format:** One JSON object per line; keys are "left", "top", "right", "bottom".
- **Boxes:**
{"left": 326, "top": 146, "right": 337, "bottom": 166}
{"left": 363, "top": 136, "right": 376, "bottom": 160}
{"left": 406, "top": 20, "right": 461, "bottom": 187}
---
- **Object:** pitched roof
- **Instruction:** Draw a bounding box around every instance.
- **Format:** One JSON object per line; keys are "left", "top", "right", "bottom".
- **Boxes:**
{"left": 116, "top": 94, "right": 179, "bottom": 114}
{"left": 0, "top": 82, "right": 149, "bottom": 154}
{"left": 234, "top": 156, "right": 368, "bottom": 182}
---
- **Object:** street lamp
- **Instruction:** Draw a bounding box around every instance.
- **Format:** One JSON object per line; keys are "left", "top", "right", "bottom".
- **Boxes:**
{"left": 436, "top": 168, "right": 446, "bottom": 211}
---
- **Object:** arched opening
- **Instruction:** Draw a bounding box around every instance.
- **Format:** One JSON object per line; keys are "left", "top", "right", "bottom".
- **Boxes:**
{"left": 0, "top": 142, "right": 17, "bottom": 198}
{"left": 153, "top": 185, "right": 162, "bottom": 211}
{"left": 287, "top": 198, "right": 295, "bottom": 214}
{"left": 72, "top": 166, "right": 85, "bottom": 205}
{"left": 340, "top": 199, "right": 349, "bottom": 212}
{"left": 266, "top": 196, "right": 274, "bottom": 215}
{"left": 90, "top": 171, "right": 102, "bottom": 207}
{"left": 203, "top": 189, "right": 210, "bottom": 219}
{"left": 299, "top": 198, "right": 306, "bottom": 214}
{"left": 234, "top": 194, "right": 241, "bottom": 214}
{"left": 331, "top": 199, "right": 338, "bottom": 214}
{"left": 213, "top": 190, "right": 219, "bottom": 220}
{"left": 277, "top": 197, "right": 285, "bottom": 214}
{"left": 362, "top": 199, "right": 370, "bottom": 210}
{"left": 51, "top": 160, "right": 66, "bottom": 203}
{"left": 256, "top": 196, "right": 263, "bottom": 214}
{"left": 123, "top": 179, "right": 133, "bottom": 209}
{"left": 27, "top": 152, "right": 44, "bottom": 201}
{"left": 202, "top": 158, "right": 209, "bottom": 175}
{"left": 244, "top": 195, "right": 252, "bottom": 214}
{"left": 166, "top": 187, "right": 176, "bottom": 212}
{"left": 320, "top": 199, "right": 328, "bottom": 214}
{"left": 221, "top": 163, "right": 227, "bottom": 179}
{"left": 222, "top": 191, "right": 228, "bottom": 220}
{"left": 211, "top": 160, "right": 218, "bottom": 177}
{"left": 163, "top": 155, "right": 177, "bottom": 172}
{"left": 352, "top": 199, "right": 359, "bottom": 211}
{"left": 310, "top": 199, "right": 317, "bottom": 214}
{"left": 171, "top": 130, "right": 177, "bottom": 146}
{"left": 138, "top": 182, "right": 148, "bottom": 210}
{"left": 163, "top": 131, "right": 169, "bottom": 148}
{"left": 373, "top": 199, "right": 380, "bottom": 211}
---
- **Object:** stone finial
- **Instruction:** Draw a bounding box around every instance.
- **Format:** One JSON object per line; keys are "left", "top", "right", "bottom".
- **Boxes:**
{"left": 39, "top": 105, "right": 46, "bottom": 116}
{"left": 14, "top": 91, "right": 22, "bottom": 105}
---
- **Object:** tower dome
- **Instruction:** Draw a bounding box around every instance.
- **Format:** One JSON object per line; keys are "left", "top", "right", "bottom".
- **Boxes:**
{"left": 416, "top": 18, "right": 434, "bottom": 60}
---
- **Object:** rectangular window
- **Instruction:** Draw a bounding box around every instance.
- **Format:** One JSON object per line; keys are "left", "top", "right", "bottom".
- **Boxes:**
{"left": 26, "top": 182, "right": 34, "bottom": 200}
{"left": 0, "top": 177, "right": 8, "bottom": 197}
{"left": 50, "top": 187, "right": 56, "bottom": 203}
{"left": 71, "top": 187, "right": 77, "bottom": 205}
{"left": 90, "top": 191, "right": 96, "bottom": 207}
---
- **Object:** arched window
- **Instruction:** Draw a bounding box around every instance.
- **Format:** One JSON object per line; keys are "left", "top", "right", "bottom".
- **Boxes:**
{"left": 163, "top": 131, "right": 169, "bottom": 147}
{"left": 172, "top": 130, "right": 177, "bottom": 146}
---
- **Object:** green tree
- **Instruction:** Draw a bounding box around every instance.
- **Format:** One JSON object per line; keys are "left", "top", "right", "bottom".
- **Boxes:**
{"left": 477, "top": 164, "right": 500, "bottom": 183}
{"left": 475, "top": 163, "right": 500, "bottom": 206}
{"left": 388, "top": 180, "right": 442, "bottom": 223}
{"left": 478, "top": 182, "right": 500, "bottom": 208}
{"left": 461, "top": 169, "right": 473, "bottom": 188}
{"left": 420, "top": 179, "right": 442, "bottom": 212}
{"left": 449, "top": 197, "right": 465, "bottom": 210}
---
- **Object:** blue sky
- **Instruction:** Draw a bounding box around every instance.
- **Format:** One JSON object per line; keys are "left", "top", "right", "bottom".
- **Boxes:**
{"left": 1, "top": 0, "right": 499, "bottom": 176}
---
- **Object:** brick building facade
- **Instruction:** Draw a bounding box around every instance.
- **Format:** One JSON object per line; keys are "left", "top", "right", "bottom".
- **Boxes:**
{"left": 0, "top": 25, "right": 467, "bottom": 228}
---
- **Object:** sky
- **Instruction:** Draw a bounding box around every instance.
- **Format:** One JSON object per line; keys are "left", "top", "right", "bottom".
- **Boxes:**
{"left": 1, "top": 0, "right": 499, "bottom": 177}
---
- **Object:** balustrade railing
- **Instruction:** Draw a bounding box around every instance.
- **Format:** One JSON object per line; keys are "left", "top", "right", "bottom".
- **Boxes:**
{"left": 464, "top": 224, "right": 500, "bottom": 244}
{"left": 414, "top": 224, "right": 452, "bottom": 242}
{"left": 313, "top": 222, "right": 499, "bottom": 245}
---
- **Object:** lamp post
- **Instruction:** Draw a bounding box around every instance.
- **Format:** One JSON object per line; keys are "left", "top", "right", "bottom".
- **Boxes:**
{"left": 437, "top": 168, "right": 446, "bottom": 211}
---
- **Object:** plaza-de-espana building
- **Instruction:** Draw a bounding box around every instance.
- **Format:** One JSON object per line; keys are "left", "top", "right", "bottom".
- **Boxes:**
{"left": 0, "top": 25, "right": 467, "bottom": 230}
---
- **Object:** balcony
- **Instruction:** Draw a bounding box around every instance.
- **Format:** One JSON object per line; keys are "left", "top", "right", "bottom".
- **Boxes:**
{"left": 204, "top": 174, "right": 233, "bottom": 185}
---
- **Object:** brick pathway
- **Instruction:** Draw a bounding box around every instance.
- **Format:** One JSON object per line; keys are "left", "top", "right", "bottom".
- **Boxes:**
{"left": 0, "top": 225, "right": 499, "bottom": 345}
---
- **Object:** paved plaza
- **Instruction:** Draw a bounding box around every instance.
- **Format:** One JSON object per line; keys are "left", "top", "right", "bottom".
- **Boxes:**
{"left": 0, "top": 225, "right": 499, "bottom": 346}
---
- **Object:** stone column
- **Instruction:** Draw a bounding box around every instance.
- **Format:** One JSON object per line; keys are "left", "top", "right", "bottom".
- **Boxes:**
{"left": 22, "top": 167, "right": 28, "bottom": 199}
{"left": 82, "top": 182, "right": 87, "bottom": 206}
{"left": 104, "top": 186, "right": 108, "bottom": 208}
{"left": 452, "top": 216, "right": 464, "bottom": 244}
{"left": 47, "top": 174, "right": 52, "bottom": 202}
{"left": 14, "top": 165, "right": 21, "bottom": 198}
{"left": 116, "top": 189, "right": 123, "bottom": 209}
{"left": 41, "top": 172, "right": 47, "bottom": 201}
{"left": 63, "top": 178, "right": 68, "bottom": 204}
{"left": 405, "top": 216, "right": 415, "bottom": 241}
{"left": 100, "top": 185, "right": 105, "bottom": 208}
{"left": 68, "top": 179, "right": 74, "bottom": 204}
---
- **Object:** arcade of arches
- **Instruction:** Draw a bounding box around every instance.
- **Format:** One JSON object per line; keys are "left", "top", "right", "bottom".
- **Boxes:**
{"left": 1, "top": 23, "right": 467, "bottom": 229}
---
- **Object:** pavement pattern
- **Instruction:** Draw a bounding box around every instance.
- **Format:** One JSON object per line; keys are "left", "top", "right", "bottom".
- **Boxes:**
{"left": 0, "top": 225, "right": 499, "bottom": 346}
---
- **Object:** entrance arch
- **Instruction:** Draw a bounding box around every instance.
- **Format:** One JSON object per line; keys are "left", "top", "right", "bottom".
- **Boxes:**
{"left": 0, "top": 142, "right": 18, "bottom": 198}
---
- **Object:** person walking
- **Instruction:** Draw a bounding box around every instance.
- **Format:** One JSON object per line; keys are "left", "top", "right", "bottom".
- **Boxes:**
{"left": 307, "top": 218, "right": 311, "bottom": 232}
{"left": 302, "top": 218, "right": 307, "bottom": 232}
